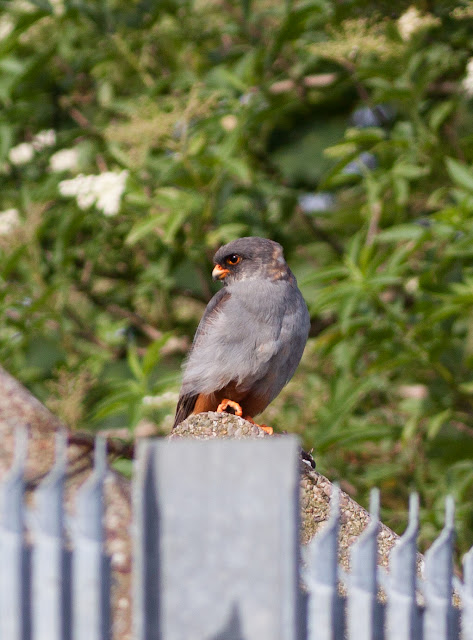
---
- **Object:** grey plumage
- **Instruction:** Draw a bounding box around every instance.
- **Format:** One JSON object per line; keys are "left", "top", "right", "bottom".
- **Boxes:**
{"left": 174, "top": 237, "right": 310, "bottom": 427}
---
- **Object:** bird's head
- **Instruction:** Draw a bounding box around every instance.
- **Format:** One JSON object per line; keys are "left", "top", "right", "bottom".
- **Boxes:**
{"left": 212, "top": 237, "right": 289, "bottom": 284}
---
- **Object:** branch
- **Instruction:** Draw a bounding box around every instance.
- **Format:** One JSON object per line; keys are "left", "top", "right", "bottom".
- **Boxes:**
{"left": 68, "top": 431, "right": 135, "bottom": 459}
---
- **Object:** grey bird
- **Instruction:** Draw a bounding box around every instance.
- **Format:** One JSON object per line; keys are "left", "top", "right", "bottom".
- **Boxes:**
{"left": 173, "top": 237, "right": 311, "bottom": 435}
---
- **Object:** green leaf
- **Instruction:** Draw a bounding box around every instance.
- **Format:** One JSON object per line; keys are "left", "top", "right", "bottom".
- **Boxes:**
{"left": 393, "top": 176, "right": 409, "bottom": 206}
{"left": 112, "top": 458, "right": 133, "bottom": 478}
{"left": 154, "top": 187, "right": 204, "bottom": 211}
{"left": 393, "top": 163, "right": 430, "bottom": 179}
{"left": 142, "top": 335, "right": 170, "bottom": 376}
{"left": 445, "top": 157, "right": 473, "bottom": 193}
{"left": 127, "top": 343, "right": 143, "bottom": 381}
{"left": 345, "top": 127, "right": 386, "bottom": 143}
{"left": 427, "top": 410, "right": 451, "bottom": 440}
{"left": 126, "top": 214, "right": 165, "bottom": 245}
{"left": 429, "top": 100, "right": 455, "bottom": 132}
{"left": 376, "top": 224, "right": 427, "bottom": 242}
{"left": 459, "top": 381, "right": 473, "bottom": 395}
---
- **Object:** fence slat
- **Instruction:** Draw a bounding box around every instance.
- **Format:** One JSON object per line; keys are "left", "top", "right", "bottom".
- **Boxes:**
{"left": 133, "top": 439, "right": 160, "bottom": 640}
{"left": 307, "top": 484, "right": 343, "bottom": 640}
{"left": 462, "top": 545, "right": 473, "bottom": 640}
{"left": 133, "top": 437, "right": 301, "bottom": 640}
{"left": 386, "top": 493, "right": 420, "bottom": 640}
{"left": 31, "top": 431, "right": 70, "bottom": 640}
{"left": 423, "top": 497, "right": 456, "bottom": 640}
{"left": 0, "top": 427, "right": 30, "bottom": 640}
{"left": 72, "top": 437, "right": 110, "bottom": 640}
{"left": 347, "top": 489, "right": 381, "bottom": 640}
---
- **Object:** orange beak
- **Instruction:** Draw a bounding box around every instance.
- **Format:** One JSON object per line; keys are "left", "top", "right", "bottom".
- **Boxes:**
{"left": 212, "top": 264, "right": 230, "bottom": 281}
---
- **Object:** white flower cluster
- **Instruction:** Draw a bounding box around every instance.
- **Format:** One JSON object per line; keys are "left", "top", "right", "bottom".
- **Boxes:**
{"left": 9, "top": 142, "right": 34, "bottom": 165}
{"left": 8, "top": 129, "right": 56, "bottom": 166}
{"left": 0, "top": 15, "right": 15, "bottom": 40}
{"left": 220, "top": 115, "right": 238, "bottom": 131}
{"left": 58, "top": 170, "right": 129, "bottom": 216}
{"left": 451, "top": 4, "right": 473, "bottom": 20}
{"left": 49, "top": 0, "right": 65, "bottom": 16}
{"left": 11, "top": 0, "right": 36, "bottom": 12}
{"left": 463, "top": 58, "right": 473, "bottom": 97}
{"left": 32, "top": 129, "right": 56, "bottom": 151}
{"left": 49, "top": 148, "right": 79, "bottom": 172}
{"left": 0, "top": 209, "right": 20, "bottom": 236}
{"left": 397, "top": 6, "right": 440, "bottom": 41}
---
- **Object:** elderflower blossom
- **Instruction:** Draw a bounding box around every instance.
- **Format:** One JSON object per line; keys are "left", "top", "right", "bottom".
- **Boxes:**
{"left": 49, "top": 148, "right": 79, "bottom": 172}
{"left": 49, "top": 0, "right": 65, "bottom": 15}
{"left": 12, "top": 0, "right": 36, "bottom": 12}
{"left": 220, "top": 115, "right": 238, "bottom": 131}
{"left": 463, "top": 58, "right": 473, "bottom": 97}
{"left": 0, "top": 209, "right": 20, "bottom": 236}
{"left": 32, "top": 129, "right": 56, "bottom": 151}
{"left": 58, "top": 170, "right": 129, "bottom": 216}
{"left": 397, "top": 6, "right": 440, "bottom": 41}
{"left": 9, "top": 142, "right": 34, "bottom": 166}
{"left": 0, "top": 15, "right": 15, "bottom": 40}
{"left": 451, "top": 4, "right": 473, "bottom": 20}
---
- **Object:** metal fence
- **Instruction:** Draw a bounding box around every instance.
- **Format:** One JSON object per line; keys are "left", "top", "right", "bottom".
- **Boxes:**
{"left": 1, "top": 430, "right": 472, "bottom": 640}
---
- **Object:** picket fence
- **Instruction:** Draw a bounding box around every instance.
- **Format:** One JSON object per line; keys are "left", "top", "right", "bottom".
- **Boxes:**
{"left": 0, "top": 429, "right": 472, "bottom": 640}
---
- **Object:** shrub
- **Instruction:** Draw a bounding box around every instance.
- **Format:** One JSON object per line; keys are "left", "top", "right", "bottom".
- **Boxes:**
{"left": 2, "top": 0, "right": 473, "bottom": 553}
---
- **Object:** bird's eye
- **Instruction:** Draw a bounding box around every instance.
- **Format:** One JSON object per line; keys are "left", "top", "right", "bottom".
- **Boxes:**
{"left": 225, "top": 254, "right": 241, "bottom": 265}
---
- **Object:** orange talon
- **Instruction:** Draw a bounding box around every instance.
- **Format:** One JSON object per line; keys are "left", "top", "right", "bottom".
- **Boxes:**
{"left": 258, "top": 424, "right": 273, "bottom": 435}
{"left": 216, "top": 399, "right": 243, "bottom": 416}
{"left": 243, "top": 416, "right": 274, "bottom": 435}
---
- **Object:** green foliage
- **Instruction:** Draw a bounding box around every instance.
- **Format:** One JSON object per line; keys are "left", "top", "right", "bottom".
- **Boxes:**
{"left": 2, "top": 0, "right": 473, "bottom": 554}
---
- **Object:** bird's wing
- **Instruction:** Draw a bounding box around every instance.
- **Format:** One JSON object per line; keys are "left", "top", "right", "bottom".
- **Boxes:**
{"left": 192, "top": 288, "right": 231, "bottom": 349}
{"left": 173, "top": 288, "right": 231, "bottom": 428}
{"left": 173, "top": 391, "right": 200, "bottom": 428}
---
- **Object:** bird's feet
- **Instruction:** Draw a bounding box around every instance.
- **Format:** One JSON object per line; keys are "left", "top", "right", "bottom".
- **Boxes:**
{"left": 243, "top": 416, "right": 274, "bottom": 435}
{"left": 258, "top": 424, "right": 274, "bottom": 435}
{"left": 216, "top": 401, "right": 274, "bottom": 435}
{"left": 216, "top": 399, "right": 243, "bottom": 417}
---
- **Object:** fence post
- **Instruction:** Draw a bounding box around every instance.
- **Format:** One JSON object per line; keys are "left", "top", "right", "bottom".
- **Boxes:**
{"left": 423, "top": 496, "right": 456, "bottom": 640}
{"left": 0, "top": 427, "right": 30, "bottom": 640}
{"left": 306, "top": 484, "right": 343, "bottom": 640}
{"left": 385, "top": 493, "right": 420, "bottom": 640}
{"left": 133, "top": 437, "right": 301, "bottom": 640}
{"left": 31, "top": 430, "right": 70, "bottom": 640}
{"left": 72, "top": 437, "right": 110, "bottom": 640}
{"left": 347, "top": 489, "right": 381, "bottom": 640}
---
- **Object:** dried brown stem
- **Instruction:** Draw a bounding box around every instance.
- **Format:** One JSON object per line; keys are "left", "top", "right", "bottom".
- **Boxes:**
{"left": 105, "top": 304, "right": 162, "bottom": 341}
{"left": 68, "top": 432, "right": 135, "bottom": 459}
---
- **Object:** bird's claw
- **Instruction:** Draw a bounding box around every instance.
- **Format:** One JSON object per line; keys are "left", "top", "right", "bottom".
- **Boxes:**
{"left": 216, "top": 402, "right": 273, "bottom": 434}
{"left": 216, "top": 399, "right": 243, "bottom": 416}
{"left": 258, "top": 424, "right": 273, "bottom": 435}
{"left": 242, "top": 415, "right": 274, "bottom": 435}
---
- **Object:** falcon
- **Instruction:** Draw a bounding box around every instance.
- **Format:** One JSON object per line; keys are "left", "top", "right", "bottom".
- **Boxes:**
{"left": 173, "top": 237, "right": 310, "bottom": 434}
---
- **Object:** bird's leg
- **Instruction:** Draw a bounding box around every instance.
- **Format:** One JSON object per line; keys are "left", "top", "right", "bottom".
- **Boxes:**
{"left": 216, "top": 399, "right": 243, "bottom": 416}
{"left": 243, "top": 416, "right": 274, "bottom": 435}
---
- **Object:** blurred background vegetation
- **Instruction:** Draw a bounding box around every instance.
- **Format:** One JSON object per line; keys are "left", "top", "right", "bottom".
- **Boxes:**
{"left": 3, "top": 0, "right": 473, "bottom": 555}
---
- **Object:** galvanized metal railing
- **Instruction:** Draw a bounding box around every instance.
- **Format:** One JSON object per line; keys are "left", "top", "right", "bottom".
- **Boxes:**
{"left": 0, "top": 430, "right": 472, "bottom": 639}
{"left": 0, "top": 429, "right": 109, "bottom": 640}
